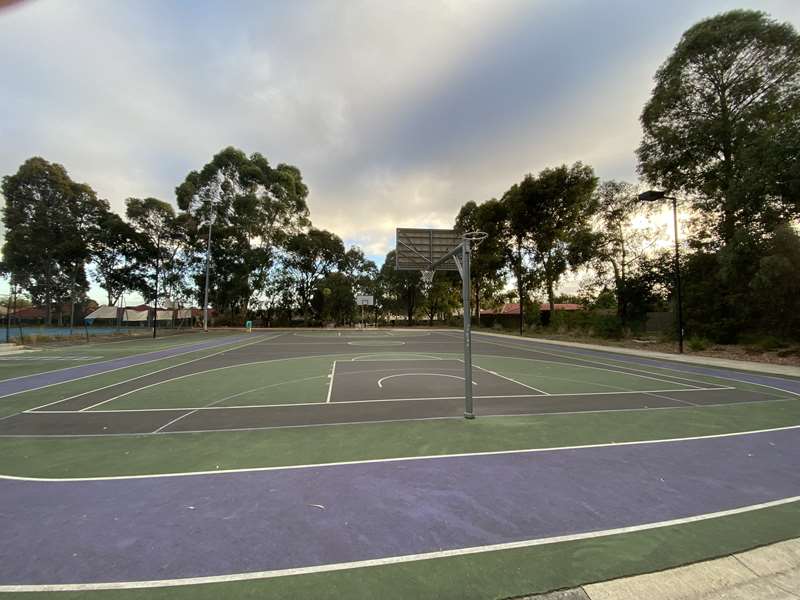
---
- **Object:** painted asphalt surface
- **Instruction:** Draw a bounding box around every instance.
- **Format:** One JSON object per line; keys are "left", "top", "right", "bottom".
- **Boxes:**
{"left": 0, "top": 333, "right": 252, "bottom": 398}
{"left": 0, "top": 330, "right": 795, "bottom": 435}
{"left": 2, "top": 426, "right": 799, "bottom": 586}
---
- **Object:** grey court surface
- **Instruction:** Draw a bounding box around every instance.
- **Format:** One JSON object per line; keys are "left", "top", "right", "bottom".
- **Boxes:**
{"left": 0, "top": 329, "right": 796, "bottom": 436}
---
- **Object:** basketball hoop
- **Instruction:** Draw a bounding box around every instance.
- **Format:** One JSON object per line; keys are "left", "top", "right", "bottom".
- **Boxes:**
{"left": 421, "top": 270, "right": 435, "bottom": 285}
{"left": 463, "top": 231, "right": 488, "bottom": 247}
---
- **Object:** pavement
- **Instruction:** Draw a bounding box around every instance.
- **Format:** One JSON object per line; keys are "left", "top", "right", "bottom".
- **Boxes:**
{"left": 525, "top": 536, "right": 800, "bottom": 600}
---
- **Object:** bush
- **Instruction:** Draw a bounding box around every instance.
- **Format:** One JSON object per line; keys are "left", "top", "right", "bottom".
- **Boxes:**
{"left": 687, "top": 336, "right": 711, "bottom": 351}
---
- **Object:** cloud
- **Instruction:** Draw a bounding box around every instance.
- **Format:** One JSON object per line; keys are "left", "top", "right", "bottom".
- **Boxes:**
{"left": 1, "top": 0, "right": 799, "bottom": 299}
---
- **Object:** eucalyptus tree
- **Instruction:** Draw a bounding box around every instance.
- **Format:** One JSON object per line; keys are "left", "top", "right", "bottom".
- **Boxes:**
{"left": 2, "top": 157, "right": 106, "bottom": 325}
{"left": 175, "top": 147, "right": 309, "bottom": 319}
{"left": 503, "top": 162, "right": 599, "bottom": 320}
{"left": 638, "top": 9, "right": 800, "bottom": 244}
{"left": 283, "top": 228, "right": 346, "bottom": 322}
{"left": 379, "top": 250, "right": 422, "bottom": 325}
{"left": 455, "top": 198, "right": 508, "bottom": 325}
{"left": 125, "top": 198, "right": 180, "bottom": 318}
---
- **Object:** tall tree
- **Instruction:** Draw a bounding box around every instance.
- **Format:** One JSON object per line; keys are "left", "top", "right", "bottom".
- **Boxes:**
{"left": 176, "top": 147, "right": 309, "bottom": 320}
{"left": 125, "top": 198, "right": 178, "bottom": 320}
{"left": 2, "top": 157, "right": 105, "bottom": 325}
{"left": 91, "top": 209, "right": 146, "bottom": 306}
{"left": 379, "top": 250, "right": 422, "bottom": 324}
{"left": 638, "top": 9, "right": 800, "bottom": 244}
{"left": 504, "top": 163, "right": 599, "bottom": 318}
{"left": 283, "top": 228, "right": 345, "bottom": 322}
{"left": 455, "top": 198, "right": 508, "bottom": 325}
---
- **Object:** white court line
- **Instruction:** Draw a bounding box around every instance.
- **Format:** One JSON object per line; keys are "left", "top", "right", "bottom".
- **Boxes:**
{"left": 3, "top": 493, "right": 799, "bottom": 592}
{"left": 376, "top": 373, "right": 475, "bottom": 388}
{"left": 471, "top": 362, "right": 547, "bottom": 395}
{"left": 2, "top": 421, "right": 799, "bottom": 480}
{"left": 326, "top": 361, "right": 337, "bottom": 403}
{"left": 0, "top": 334, "right": 250, "bottom": 397}
{"left": 350, "top": 354, "right": 445, "bottom": 361}
{"left": 470, "top": 333, "right": 800, "bottom": 397}
{"left": 3, "top": 397, "right": 790, "bottom": 440}
{"left": 77, "top": 335, "right": 283, "bottom": 412}
{"left": 25, "top": 335, "right": 280, "bottom": 413}
{"left": 30, "top": 386, "right": 737, "bottom": 413}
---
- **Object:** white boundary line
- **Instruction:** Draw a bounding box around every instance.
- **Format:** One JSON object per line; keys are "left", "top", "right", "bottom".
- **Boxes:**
{"left": 1, "top": 397, "right": 790, "bottom": 440}
{"left": 76, "top": 351, "right": 720, "bottom": 415}
{"left": 346, "top": 340, "right": 406, "bottom": 347}
{"left": 350, "top": 354, "right": 445, "bottom": 361}
{"left": 466, "top": 338, "right": 800, "bottom": 397}
{"left": 27, "top": 386, "right": 740, "bottom": 413}
{"left": 24, "top": 335, "right": 280, "bottom": 413}
{"left": 77, "top": 335, "right": 283, "bottom": 412}
{"left": 0, "top": 334, "right": 252, "bottom": 398}
{"left": 3, "top": 493, "right": 799, "bottom": 592}
{"left": 471, "top": 362, "right": 548, "bottom": 395}
{"left": 377, "top": 373, "right": 474, "bottom": 388}
{"left": 4, "top": 422, "right": 799, "bottom": 482}
{"left": 325, "top": 361, "right": 337, "bottom": 403}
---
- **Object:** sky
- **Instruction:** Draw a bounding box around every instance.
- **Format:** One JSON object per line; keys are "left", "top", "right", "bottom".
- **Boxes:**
{"left": 1, "top": 0, "right": 799, "bottom": 301}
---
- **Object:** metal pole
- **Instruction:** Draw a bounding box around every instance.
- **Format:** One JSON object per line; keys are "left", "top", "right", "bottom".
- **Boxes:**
{"left": 203, "top": 218, "right": 213, "bottom": 332}
{"left": 4, "top": 283, "right": 11, "bottom": 343}
{"left": 672, "top": 197, "right": 684, "bottom": 354}
{"left": 462, "top": 238, "right": 475, "bottom": 419}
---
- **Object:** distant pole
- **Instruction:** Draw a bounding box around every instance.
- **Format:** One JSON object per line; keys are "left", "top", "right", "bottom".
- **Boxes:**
{"left": 672, "top": 196, "right": 684, "bottom": 354}
{"left": 5, "top": 283, "right": 12, "bottom": 343}
{"left": 153, "top": 243, "right": 160, "bottom": 340}
{"left": 462, "top": 237, "right": 474, "bottom": 419}
{"left": 203, "top": 215, "right": 215, "bottom": 332}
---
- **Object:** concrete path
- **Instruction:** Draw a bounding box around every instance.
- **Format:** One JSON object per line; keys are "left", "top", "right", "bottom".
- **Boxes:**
{"left": 2, "top": 426, "right": 799, "bottom": 588}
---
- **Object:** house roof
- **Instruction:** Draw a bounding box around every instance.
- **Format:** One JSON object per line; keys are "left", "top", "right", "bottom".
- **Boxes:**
{"left": 480, "top": 302, "right": 583, "bottom": 315}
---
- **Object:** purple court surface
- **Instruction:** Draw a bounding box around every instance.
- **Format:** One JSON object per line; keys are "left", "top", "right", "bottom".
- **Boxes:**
{"left": 2, "top": 426, "right": 799, "bottom": 587}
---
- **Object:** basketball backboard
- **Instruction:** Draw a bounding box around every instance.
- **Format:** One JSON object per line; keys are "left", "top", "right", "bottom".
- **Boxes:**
{"left": 395, "top": 228, "right": 461, "bottom": 271}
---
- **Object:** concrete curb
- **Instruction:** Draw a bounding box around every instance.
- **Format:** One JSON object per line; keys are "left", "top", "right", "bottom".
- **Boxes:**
{"left": 523, "top": 537, "right": 800, "bottom": 600}
{"left": 471, "top": 330, "right": 800, "bottom": 378}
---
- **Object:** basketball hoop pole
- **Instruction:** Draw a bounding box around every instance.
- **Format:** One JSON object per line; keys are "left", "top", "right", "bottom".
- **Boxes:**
{"left": 462, "top": 236, "right": 474, "bottom": 419}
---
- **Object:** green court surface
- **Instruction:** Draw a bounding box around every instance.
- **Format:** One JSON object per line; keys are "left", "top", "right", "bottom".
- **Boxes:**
{"left": 1, "top": 329, "right": 799, "bottom": 598}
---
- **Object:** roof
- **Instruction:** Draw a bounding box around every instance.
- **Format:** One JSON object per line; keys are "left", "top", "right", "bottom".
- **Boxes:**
{"left": 480, "top": 302, "right": 583, "bottom": 315}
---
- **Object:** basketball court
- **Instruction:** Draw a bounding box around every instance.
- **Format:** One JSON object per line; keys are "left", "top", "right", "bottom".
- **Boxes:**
{"left": 0, "top": 228, "right": 798, "bottom": 597}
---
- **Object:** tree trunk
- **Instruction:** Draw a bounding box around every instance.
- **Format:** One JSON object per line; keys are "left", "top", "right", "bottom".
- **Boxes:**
{"left": 68, "top": 264, "right": 78, "bottom": 336}
{"left": 516, "top": 241, "right": 524, "bottom": 335}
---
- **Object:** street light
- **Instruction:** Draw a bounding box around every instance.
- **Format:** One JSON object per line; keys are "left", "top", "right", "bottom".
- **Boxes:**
{"left": 202, "top": 210, "right": 217, "bottom": 332}
{"left": 638, "top": 190, "right": 684, "bottom": 353}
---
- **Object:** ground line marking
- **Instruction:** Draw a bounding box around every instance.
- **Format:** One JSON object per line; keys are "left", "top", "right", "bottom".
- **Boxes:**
{"left": 376, "top": 373, "right": 475, "bottom": 388}
{"left": 3, "top": 499, "right": 800, "bottom": 592}
{"left": 73, "top": 335, "right": 283, "bottom": 412}
{"left": 0, "top": 334, "right": 252, "bottom": 400}
{"left": 3, "top": 422, "right": 798, "bottom": 481}
{"left": 468, "top": 333, "right": 800, "bottom": 398}
{"left": 471, "top": 362, "right": 547, "bottom": 395}
{"left": 27, "top": 386, "right": 738, "bottom": 413}
{"left": 326, "top": 361, "right": 337, "bottom": 403}
{"left": 0, "top": 397, "right": 789, "bottom": 439}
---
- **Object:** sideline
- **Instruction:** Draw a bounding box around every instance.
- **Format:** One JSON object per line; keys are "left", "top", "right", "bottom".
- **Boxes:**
{"left": 471, "top": 330, "right": 800, "bottom": 378}
{"left": 2, "top": 422, "right": 799, "bottom": 482}
{"left": 2, "top": 496, "right": 799, "bottom": 592}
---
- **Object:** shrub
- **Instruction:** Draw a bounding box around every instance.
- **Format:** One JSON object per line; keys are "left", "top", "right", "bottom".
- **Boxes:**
{"left": 687, "top": 336, "right": 710, "bottom": 351}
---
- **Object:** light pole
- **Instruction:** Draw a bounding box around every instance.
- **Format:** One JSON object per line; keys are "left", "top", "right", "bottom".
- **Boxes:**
{"left": 638, "top": 190, "right": 684, "bottom": 353}
{"left": 203, "top": 211, "right": 217, "bottom": 332}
